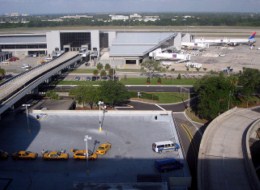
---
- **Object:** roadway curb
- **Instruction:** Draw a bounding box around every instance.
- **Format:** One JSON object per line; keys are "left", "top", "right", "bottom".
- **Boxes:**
{"left": 242, "top": 118, "right": 260, "bottom": 190}
{"left": 197, "top": 107, "right": 238, "bottom": 190}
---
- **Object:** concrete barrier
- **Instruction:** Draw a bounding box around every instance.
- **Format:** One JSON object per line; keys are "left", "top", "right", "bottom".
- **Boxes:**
{"left": 197, "top": 107, "right": 238, "bottom": 190}
{"left": 243, "top": 118, "right": 260, "bottom": 190}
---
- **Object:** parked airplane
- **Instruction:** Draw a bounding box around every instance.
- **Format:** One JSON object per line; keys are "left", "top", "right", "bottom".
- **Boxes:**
{"left": 194, "top": 32, "right": 256, "bottom": 46}
{"left": 181, "top": 42, "right": 209, "bottom": 50}
{"left": 149, "top": 48, "right": 191, "bottom": 62}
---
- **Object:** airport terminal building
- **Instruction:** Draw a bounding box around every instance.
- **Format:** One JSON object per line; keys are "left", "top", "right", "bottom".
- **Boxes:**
{"left": 0, "top": 30, "right": 192, "bottom": 67}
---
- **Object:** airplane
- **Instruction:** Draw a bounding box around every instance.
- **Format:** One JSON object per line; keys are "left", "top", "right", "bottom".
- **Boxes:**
{"left": 181, "top": 42, "right": 209, "bottom": 50}
{"left": 194, "top": 32, "right": 256, "bottom": 46}
{"left": 149, "top": 48, "right": 191, "bottom": 62}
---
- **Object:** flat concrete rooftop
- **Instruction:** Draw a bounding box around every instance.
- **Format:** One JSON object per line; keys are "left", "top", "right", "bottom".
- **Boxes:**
{"left": 0, "top": 110, "right": 190, "bottom": 189}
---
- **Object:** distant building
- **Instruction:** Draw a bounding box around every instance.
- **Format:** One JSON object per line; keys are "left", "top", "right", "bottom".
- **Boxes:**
{"left": 109, "top": 15, "right": 129, "bottom": 21}
{"left": 130, "top": 13, "right": 142, "bottom": 19}
{"left": 42, "top": 19, "right": 64, "bottom": 22}
{"left": 143, "top": 16, "right": 160, "bottom": 22}
{"left": 183, "top": 15, "right": 193, "bottom": 19}
{"left": 60, "top": 15, "right": 93, "bottom": 19}
{"left": 9, "top": 12, "right": 20, "bottom": 17}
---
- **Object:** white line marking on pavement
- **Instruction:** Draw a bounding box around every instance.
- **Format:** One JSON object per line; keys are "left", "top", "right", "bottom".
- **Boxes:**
{"left": 155, "top": 104, "right": 166, "bottom": 111}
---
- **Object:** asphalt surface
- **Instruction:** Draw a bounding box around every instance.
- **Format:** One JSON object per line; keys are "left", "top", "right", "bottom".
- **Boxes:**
{"left": 173, "top": 112, "right": 203, "bottom": 190}
{"left": 0, "top": 111, "right": 187, "bottom": 190}
{"left": 198, "top": 108, "right": 260, "bottom": 190}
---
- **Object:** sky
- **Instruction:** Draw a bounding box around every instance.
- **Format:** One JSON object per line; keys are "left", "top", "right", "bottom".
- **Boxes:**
{"left": 0, "top": 0, "right": 260, "bottom": 15}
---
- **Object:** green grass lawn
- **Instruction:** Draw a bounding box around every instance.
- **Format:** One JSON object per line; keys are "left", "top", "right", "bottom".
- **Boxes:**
{"left": 58, "top": 77, "right": 196, "bottom": 85}
{"left": 71, "top": 68, "right": 141, "bottom": 74}
{"left": 150, "top": 92, "right": 189, "bottom": 103}
{"left": 71, "top": 69, "right": 94, "bottom": 73}
{"left": 120, "top": 78, "right": 196, "bottom": 85}
{"left": 55, "top": 80, "right": 100, "bottom": 85}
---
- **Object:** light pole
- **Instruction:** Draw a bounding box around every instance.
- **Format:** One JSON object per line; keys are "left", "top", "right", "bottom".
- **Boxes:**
{"left": 98, "top": 101, "right": 106, "bottom": 132}
{"left": 22, "top": 104, "right": 31, "bottom": 133}
{"left": 181, "top": 87, "right": 190, "bottom": 107}
{"left": 228, "top": 90, "right": 232, "bottom": 110}
{"left": 84, "top": 135, "right": 92, "bottom": 173}
{"left": 98, "top": 101, "right": 103, "bottom": 132}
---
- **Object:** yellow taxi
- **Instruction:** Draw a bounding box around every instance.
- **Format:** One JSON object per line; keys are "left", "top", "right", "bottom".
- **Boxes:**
{"left": 0, "top": 150, "right": 8, "bottom": 160}
{"left": 95, "top": 142, "right": 112, "bottom": 155}
{"left": 71, "top": 149, "right": 98, "bottom": 160}
{"left": 42, "top": 150, "right": 69, "bottom": 160}
{"left": 12, "top": 151, "right": 38, "bottom": 160}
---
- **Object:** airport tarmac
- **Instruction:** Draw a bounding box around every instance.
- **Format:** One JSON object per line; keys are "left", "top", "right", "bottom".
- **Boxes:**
{"left": 0, "top": 111, "right": 189, "bottom": 189}
{"left": 1, "top": 27, "right": 259, "bottom": 76}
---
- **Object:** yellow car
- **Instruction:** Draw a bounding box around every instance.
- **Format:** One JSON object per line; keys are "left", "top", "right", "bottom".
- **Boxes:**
{"left": 71, "top": 149, "right": 98, "bottom": 160}
{"left": 0, "top": 150, "right": 8, "bottom": 160}
{"left": 12, "top": 151, "right": 38, "bottom": 160}
{"left": 42, "top": 150, "right": 69, "bottom": 160}
{"left": 95, "top": 142, "right": 112, "bottom": 155}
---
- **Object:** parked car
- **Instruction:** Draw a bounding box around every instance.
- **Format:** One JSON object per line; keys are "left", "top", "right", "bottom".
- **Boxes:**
{"left": 154, "top": 158, "right": 183, "bottom": 172}
{"left": 85, "top": 76, "right": 91, "bottom": 81}
{"left": 71, "top": 149, "right": 97, "bottom": 160}
{"left": 42, "top": 150, "right": 69, "bottom": 160}
{"left": 74, "top": 76, "right": 80, "bottom": 81}
{"left": 9, "top": 56, "right": 19, "bottom": 62}
{"left": 12, "top": 151, "right": 38, "bottom": 160}
{"left": 0, "top": 150, "right": 8, "bottom": 160}
{"left": 95, "top": 142, "right": 111, "bottom": 155}
{"left": 92, "top": 76, "right": 100, "bottom": 81}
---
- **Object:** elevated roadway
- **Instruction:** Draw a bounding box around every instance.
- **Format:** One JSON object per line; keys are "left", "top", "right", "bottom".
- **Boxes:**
{"left": 0, "top": 51, "right": 81, "bottom": 116}
{"left": 198, "top": 108, "right": 260, "bottom": 190}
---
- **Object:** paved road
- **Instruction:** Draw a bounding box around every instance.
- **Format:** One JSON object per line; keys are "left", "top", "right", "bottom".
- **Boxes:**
{"left": 115, "top": 100, "right": 188, "bottom": 112}
{"left": 198, "top": 108, "right": 260, "bottom": 190}
{"left": 0, "top": 52, "right": 78, "bottom": 102}
{"left": 173, "top": 112, "right": 203, "bottom": 190}
{"left": 126, "top": 86, "right": 193, "bottom": 93}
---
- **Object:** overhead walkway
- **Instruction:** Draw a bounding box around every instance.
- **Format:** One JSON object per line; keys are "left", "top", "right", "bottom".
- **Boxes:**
{"left": 198, "top": 107, "right": 260, "bottom": 190}
{"left": 0, "top": 51, "right": 81, "bottom": 116}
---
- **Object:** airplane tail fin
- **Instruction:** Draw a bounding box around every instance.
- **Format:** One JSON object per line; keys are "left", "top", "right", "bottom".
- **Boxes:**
{"left": 249, "top": 32, "right": 256, "bottom": 39}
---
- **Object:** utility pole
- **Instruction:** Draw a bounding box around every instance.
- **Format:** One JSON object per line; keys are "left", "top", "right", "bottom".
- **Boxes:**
{"left": 84, "top": 135, "right": 92, "bottom": 174}
{"left": 22, "top": 104, "right": 31, "bottom": 133}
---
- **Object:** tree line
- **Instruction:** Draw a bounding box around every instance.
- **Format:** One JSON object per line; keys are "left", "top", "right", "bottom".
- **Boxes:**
{"left": 69, "top": 80, "right": 129, "bottom": 109}
{"left": 193, "top": 68, "right": 260, "bottom": 120}
{"left": 1, "top": 13, "right": 260, "bottom": 29}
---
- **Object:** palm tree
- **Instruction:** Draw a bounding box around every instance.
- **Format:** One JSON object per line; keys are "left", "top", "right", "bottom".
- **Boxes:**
{"left": 97, "top": 63, "right": 103, "bottom": 71}
{"left": 105, "top": 63, "right": 111, "bottom": 71}
{"left": 0, "top": 68, "right": 5, "bottom": 80}
{"left": 100, "top": 70, "right": 107, "bottom": 78}
{"left": 93, "top": 69, "right": 99, "bottom": 76}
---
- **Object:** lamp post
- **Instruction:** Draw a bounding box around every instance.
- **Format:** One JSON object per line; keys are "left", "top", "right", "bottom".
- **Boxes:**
{"left": 22, "top": 104, "right": 31, "bottom": 133}
{"left": 180, "top": 87, "right": 190, "bottom": 108}
{"left": 98, "top": 101, "right": 106, "bottom": 132}
{"left": 98, "top": 101, "right": 103, "bottom": 132}
{"left": 84, "top": 135, "right": 92, "bottom": 173}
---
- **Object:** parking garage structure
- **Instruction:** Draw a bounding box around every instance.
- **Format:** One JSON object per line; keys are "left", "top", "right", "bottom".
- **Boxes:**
{"left": 0, "top": 110, "right": 191, "bottom": 189}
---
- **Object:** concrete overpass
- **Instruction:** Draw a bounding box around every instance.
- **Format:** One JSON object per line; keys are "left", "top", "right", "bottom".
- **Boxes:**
{"left": 0, "top": 51, "right": 81, "bottom": 117}
{"left": 198, "top": 107, "right": 260, "bottom": 190}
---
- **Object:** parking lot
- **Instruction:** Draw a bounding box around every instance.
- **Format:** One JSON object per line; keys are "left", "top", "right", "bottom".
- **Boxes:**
{"left": 0, "top": 111, "right": 188, "bottom": 189}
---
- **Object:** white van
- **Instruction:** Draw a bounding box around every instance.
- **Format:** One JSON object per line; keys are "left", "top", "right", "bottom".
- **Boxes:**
{"left": 152, "top": 141, "right": 180, "bottom": 153}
